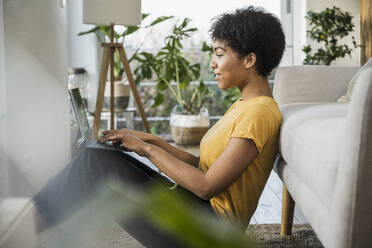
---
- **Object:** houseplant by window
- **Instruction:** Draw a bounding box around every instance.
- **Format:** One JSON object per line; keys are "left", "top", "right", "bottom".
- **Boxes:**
{"left": 302, "top": 6, "right": 359, "bottom": 65}
{"left": 78, "top": 14, "right": 173, "bottom": 112}
{"left": 134, "top": 18, "right": 210, "bottom": 145}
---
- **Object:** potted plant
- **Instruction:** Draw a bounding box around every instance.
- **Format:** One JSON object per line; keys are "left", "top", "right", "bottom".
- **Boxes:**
{"left": 78, "top": 14, "right": 173, "bottom": 112}
{"left": 133, "top": 18, "right": 211, "bottom": 145}
{"left": 302, "top": 6, "right": 359, "bottom": 65}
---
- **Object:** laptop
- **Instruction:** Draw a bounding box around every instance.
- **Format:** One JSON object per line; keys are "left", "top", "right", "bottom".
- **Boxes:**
{"left": 68, "top": 88, "right": 172, "bottom": 181}
{"left": 69, "top": 88, "right": 129, "bottom": 152}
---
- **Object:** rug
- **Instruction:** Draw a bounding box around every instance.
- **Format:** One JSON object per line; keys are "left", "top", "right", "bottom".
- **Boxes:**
{"left": 39, "top": 223, "right": 324, "bottom": 248}
{"left": 99, "top": 223, "right": 324, "bottom": 248}
{"left": 247, "top": 224, "right": 324, "bottom": 248}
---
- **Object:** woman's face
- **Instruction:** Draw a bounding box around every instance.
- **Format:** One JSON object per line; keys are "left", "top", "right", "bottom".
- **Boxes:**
{"left": 209, "top": 40, "right": 247, "bottom": 90}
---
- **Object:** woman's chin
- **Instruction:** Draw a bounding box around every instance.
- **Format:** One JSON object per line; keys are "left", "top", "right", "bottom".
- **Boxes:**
{"left": 217, "top": 83, "right": 229, "bottom": 90}
{"left": 217, "top": 81, "right": 224, "bottom": 90}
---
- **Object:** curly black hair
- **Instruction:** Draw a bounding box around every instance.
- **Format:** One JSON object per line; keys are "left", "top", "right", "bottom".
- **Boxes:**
{"left": 209, "top": 6, "right": 285, "bottom": 77}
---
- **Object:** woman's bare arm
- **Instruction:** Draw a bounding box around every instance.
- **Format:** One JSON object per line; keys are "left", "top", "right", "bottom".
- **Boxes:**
{"left": 100, "top": 129, "right": 200, "bottom": 167}
{"left": 106, "top": 133, "right": 258, "bottom": 200}
{"left": 143, "top": 137, "right": 258, "bottom": 200}
{"left": 150, "top": 136, "right": 200, "bottom": 168}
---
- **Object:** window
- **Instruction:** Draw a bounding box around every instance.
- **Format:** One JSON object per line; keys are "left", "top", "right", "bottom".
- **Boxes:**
{"left": 75, "top": 0, "right": 293, "bottom": 135}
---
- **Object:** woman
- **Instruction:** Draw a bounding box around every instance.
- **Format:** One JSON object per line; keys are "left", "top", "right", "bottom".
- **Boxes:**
{"left": 34, "top": 6, "right": 284, "bottom": 246}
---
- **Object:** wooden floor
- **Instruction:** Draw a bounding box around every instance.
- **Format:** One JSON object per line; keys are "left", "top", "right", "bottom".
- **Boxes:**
{"left": 177, "top": 143, "right": 307, "bottom": 225}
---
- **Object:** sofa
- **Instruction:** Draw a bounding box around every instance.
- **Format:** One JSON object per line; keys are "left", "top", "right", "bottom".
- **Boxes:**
{"left": 272, "top": 60, "right": 372, "bottom": 248}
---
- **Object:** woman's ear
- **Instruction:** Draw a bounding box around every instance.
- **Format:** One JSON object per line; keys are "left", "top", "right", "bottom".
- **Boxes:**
{"left": 243, "top": 53, "right": 256, "bottom": 69}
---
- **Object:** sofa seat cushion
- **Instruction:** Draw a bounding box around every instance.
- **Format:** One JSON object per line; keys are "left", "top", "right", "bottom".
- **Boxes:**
{"left": 279, "top": 102, "right": 348, "bottom": 205}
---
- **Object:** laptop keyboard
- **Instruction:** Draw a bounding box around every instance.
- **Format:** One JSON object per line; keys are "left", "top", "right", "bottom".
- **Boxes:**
{"left": 85, "top": 140, "right": 130, "bottom": 152}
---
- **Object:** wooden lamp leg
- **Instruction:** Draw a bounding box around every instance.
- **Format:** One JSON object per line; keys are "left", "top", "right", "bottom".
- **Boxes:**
{"left": 117, "top": 46, "right": 151, "bottom": 133}
{"left": 109, "top": 24, "right": 115, "bottom": 130}
{"left": 92, "top": 46, "right": 111, "bottom": 140}
{"left": 280, "top": 184, "right": 295, "bottom": 236}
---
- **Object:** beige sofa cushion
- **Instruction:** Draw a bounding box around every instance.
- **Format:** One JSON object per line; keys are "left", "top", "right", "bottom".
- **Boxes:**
{"left": 279, "top": 102, "right": 348, "bottom": 205}
{"left": 337, "top": 58, "right": 372, "bottom": 103}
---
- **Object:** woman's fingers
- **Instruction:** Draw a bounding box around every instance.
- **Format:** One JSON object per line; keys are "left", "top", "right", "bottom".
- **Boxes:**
{"left": 100, "top": 131, "right": 139, "bottom": 148}
{"left": 107, "top": 134, "right": 123, "bottom": 142}
{"left": 102, "top": 130, "right": 116, "bottom": 136}
{"left": 99, "top": 130, "right": 116, "bottom": 142}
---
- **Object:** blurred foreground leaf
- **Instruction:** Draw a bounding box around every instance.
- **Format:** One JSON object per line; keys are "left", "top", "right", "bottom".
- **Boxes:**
{"left": 41, "top": 180, "right": 256, "bottom": 248}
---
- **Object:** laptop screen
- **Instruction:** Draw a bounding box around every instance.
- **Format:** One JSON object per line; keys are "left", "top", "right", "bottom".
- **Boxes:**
{"left": 69, "top": 88, "right": 91, "bottom": 139}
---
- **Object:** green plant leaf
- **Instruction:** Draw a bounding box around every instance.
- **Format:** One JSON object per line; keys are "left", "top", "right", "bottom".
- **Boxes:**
{"left": 114, "top": 31, "right": 120, "bottom": 40}
{"left": 142, "top": 186, "right": 256, "bottom": 248}
{"left": 146, "top": 16, "right": 174, "bottom": 27}
{"left": 152, "top": 93, "right": 164, "bottom": 108}
{"left": 201, "top": 42, "right": 213, "bottom": 54}
{"left": 150, "top": 126, "right": 159, "bottom": 135}
{"left": 141, "top": 51, "right": 155, "bottom": 61}
{"left": 142, "top": 13, "right": 150, "bottom": 20}
{"left": 190, "top": 63, "right": 201, "bottom": 79}
{"left": 157, "top": 80, "right": 168, "bottom": 91}
{"left": 143, "top": 65, "right": 153, "bottom": 79}
{"left": 198, "top": 81, "right": 208, "bottom": 94}
{"left": 78, "top": 26, "right": 100, "bottom": 36}
{"left": 179, "top": 78, "right": 190, "bottom": 91}
{"left": 175, "top": 39, "right": 183, "bottom": 49}
{"left": 184, "top": 28, "right": 198, "bottom": 33}
{"left": 134, "top": 67, "right": 143, "bottom": 84}
{"left": 99, "top": 26, "right": 110, "bottom": 37}
{"left": 124, "top": 26, "right": 141, "bottom": 36}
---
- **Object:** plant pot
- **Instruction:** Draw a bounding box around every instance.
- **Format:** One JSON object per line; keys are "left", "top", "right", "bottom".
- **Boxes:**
{"left": 103, "top": 80, "right": 130, "bottom": 112}
{"left": 170, "top": 106, "right": 210, "bottom": 145}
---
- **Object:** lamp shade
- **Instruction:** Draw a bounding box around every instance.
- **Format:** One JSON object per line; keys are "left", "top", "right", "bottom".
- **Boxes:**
{"left": 83, "top": 0, "right": 141, "bottom": 26}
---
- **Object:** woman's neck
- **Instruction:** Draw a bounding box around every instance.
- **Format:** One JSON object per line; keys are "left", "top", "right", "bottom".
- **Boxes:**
{"left": 239, "top": 75, "right": 273, "bottom": 101}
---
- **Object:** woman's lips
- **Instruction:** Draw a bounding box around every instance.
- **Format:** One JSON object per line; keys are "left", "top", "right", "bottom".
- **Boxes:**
{"left": 215, "top": 74, "right": 221, "bottom": 80}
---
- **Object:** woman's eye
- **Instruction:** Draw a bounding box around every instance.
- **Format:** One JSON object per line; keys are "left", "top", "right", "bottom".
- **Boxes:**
{"left": 216, "top": 54, "right": 223, "bottom": 57}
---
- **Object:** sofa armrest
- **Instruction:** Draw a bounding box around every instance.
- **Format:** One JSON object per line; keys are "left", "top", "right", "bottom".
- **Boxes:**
{"left": 331, "top": 67, "right": 372, "bottom": 248}
{"left": 273, "top": 65, "right": 359, "bottom": 105}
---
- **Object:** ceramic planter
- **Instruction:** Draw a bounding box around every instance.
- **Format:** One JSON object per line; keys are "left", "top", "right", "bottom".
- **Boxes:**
{"left": 170, "top": 107, "right": 210, "bottom": 145}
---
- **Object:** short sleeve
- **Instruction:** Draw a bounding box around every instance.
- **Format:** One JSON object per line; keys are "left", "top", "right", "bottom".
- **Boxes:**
{"left": 230, "top": 107, "right": 271, "bottom": 154}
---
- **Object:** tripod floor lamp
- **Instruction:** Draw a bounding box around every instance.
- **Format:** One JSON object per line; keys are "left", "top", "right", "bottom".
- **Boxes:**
{"left": 83, "top": 0, "right": 150, "bottom": 140}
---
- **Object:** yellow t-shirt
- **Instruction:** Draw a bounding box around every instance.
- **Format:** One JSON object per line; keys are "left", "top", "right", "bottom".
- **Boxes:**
{"left": 198, "top": 96, "right": 282, "bottom": 229}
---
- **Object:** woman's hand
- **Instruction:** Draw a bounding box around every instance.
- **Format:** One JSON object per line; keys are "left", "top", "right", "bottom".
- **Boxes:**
{"left": 105, "top": 133, "right": 150, "bottom": 157}
{"left": 98, "top": 128, "right": 155, "bottom": 144}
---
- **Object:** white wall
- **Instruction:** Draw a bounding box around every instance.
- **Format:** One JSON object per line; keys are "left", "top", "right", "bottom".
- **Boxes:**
{"left": 67, "top": 0, "right": 100, "bottom": 112}
{"left": 306, "top": 0, "right": 360, "bottom": 66}
{"left": 3, "top": 0, "right": 71, "bottom": 196}
{"left": 292, "top": 0, "right": 307, "bottom": 65}
{"left": 0, "top": 0, "right": 9, "bottom": 197}
{"left": 280, "top": 0, "right": 292, "bottom": 66}
{"left": 280, "top": 0, "right": 307, "bottom": 66}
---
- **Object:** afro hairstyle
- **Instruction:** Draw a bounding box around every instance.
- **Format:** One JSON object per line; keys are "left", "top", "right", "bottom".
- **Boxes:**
{"left": 209, "top": 6, "right": 285, "bottom": 77}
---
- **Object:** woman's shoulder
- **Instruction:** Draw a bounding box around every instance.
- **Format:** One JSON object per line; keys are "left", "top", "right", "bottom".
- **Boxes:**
{"left": 236, "top": 96, "right": 278, "bottom": 111}
{"left": 235, "top": 96, "right": 282, "bottom": 121}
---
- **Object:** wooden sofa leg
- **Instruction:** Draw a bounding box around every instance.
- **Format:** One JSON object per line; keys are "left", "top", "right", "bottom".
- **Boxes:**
{"left": 280, "top": 185, "right": 295, "bottom": 236}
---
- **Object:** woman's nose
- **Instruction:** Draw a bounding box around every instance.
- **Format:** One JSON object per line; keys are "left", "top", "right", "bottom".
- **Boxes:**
{"left": 210, "top": 58, "right": 216, "bottom": 69}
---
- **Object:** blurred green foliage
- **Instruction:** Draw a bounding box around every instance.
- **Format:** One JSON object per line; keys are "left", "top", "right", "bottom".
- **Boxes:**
{"left": 101, "top": 181, "right": 257, "bottom": 248}
{"left": 42, "top": 181, "right": 256, "bottom": 247}
{"left": 140, "top": 185, "right": 256, "bottom": 248}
